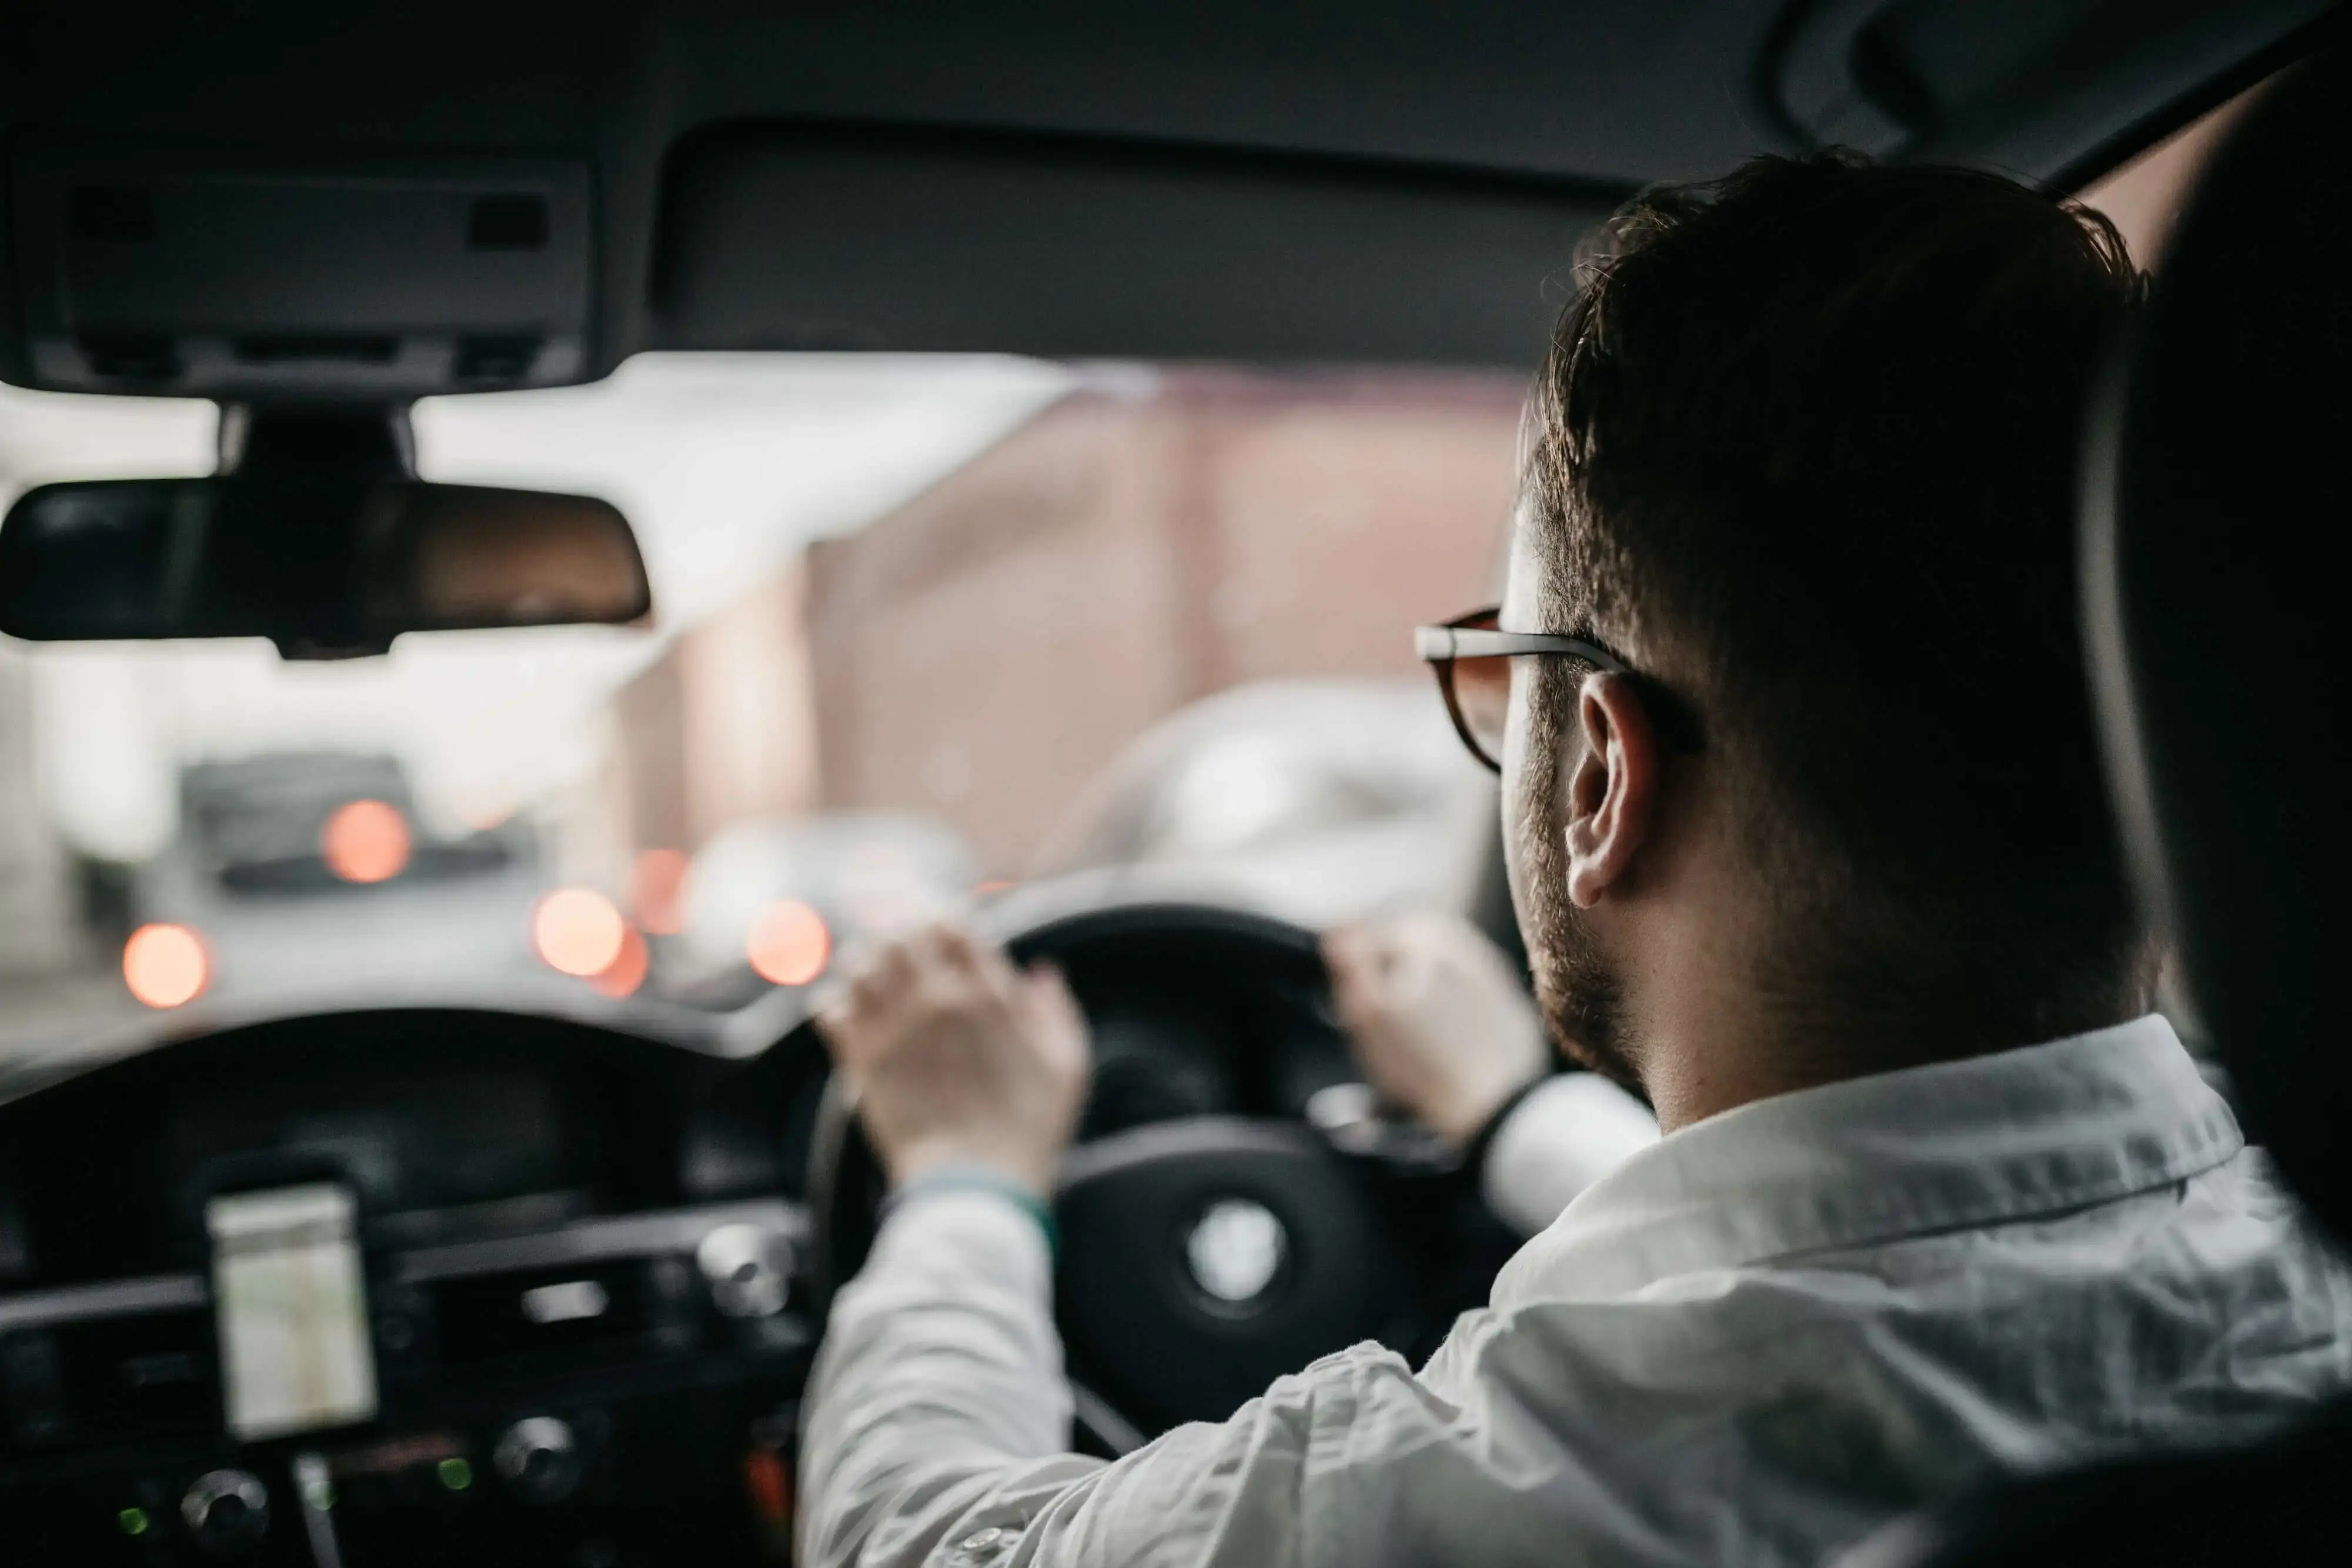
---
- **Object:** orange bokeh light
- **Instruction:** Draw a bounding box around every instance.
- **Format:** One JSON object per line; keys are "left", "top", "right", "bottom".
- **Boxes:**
{"left": 632, "top": 848, "right": 690, "bottom": 936}
{"left": 462, "top": 803, "right": 513, "bottom": 834}
{"left": 533, "top": 888, "right": 627, "bottom": 978}
{"left": 321, "top": 799, "right": 412, "bottom": 884}
{"left": 123, "top": 923, "right": 209, "bottom": 1009}
{"left": 747, "top": 900, "right": 831, "bottom": 987}
{"left": 593, "top": 925, "right": 650, "bottom": 999}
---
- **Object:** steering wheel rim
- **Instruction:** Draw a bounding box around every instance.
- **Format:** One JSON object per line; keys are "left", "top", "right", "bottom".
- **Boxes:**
{"left": 800, "top": 901, "right": 1404, "bottom": 1445}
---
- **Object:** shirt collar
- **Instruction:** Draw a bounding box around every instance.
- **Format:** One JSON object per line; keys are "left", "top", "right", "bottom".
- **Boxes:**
{"left": 1495, "top": 1014, "right": 2242, "bottom": 1306}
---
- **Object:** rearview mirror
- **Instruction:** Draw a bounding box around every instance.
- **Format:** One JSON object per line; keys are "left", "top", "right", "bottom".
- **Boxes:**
{"left": 0, "top": 476, "right": 651, "bottom": 657}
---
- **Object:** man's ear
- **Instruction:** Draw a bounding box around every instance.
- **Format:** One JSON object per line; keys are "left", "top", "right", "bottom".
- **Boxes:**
{"left": 1562, "top": 672, "right": 1662, "bottom": 909}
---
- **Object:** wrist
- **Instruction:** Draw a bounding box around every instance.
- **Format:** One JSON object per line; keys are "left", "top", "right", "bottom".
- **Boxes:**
{"left": 1457, "top": 1071, "right": 1552, "bottom": 1174}
{"left": 886, "top": 1137, "right": 1055, "bottom": 1200}
{"left": 883, "top": 1162, "right": 1058, "bottom": 1258}
{"left": 1434, "top": 1064, "right": 1548, "bottom": 1145}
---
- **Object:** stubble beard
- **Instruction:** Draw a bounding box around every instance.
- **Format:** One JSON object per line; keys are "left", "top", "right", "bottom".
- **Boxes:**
{"left": 1512, "top": 663, "right": 1642, "bottom": 1094}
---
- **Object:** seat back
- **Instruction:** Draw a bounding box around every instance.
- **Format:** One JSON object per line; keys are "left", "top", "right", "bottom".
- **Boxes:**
{"left": 1840, "top": 43, "right": 2352, "bottom": 1568}
{"left": 2083, "top": 48, "right": 2350, "bottom": 1239}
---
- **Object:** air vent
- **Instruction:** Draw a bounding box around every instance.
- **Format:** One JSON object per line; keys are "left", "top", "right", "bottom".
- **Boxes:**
{"left": 77, "top": 332, "right": 181, "bottom": 381}
{"left": 68, "top": 185, "right": 155, "bottom": 242}
{"left": 467, "top": 193, "right": 549, "bottom": 251}
{"left": 424, "top": 1256, "right": 694, "bottom": 1370}
{"left": 2, "top": 1309, "right": 215, "bottom": 1449}
{"left": 453, "top": 333, "right": 542, "bottom": 384}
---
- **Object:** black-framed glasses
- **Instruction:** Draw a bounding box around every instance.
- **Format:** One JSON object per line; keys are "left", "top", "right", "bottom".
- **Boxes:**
{"left": 1415, "top": 606, "right": 1698, "bottom": 771}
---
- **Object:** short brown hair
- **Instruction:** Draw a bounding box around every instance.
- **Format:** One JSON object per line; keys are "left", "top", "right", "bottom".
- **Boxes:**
{"left": 1526, "top": 154, "right": 2152, "bottom": 1047}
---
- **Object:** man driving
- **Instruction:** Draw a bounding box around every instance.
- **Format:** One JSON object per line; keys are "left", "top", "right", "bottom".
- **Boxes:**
{"left": 799, "top": 155, "right": 2352, "bottom": 1566}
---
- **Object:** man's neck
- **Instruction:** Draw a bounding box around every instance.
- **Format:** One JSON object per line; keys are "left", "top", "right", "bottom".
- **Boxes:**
{"left": 1606, "top": 892, "right": 1805, "bottom": 1133}
{"left": 1594, "top": 808, "right": 2149, "bottom": 1133}
{"left": 1606, "top": 827, "right": 2159, "bottom": 1134}
{"left": 1643, "top": 1037, "right": 1878, "bottom": 1134}
{"left": 1637, "top": 989, "right": 2150, "bottom": 1134}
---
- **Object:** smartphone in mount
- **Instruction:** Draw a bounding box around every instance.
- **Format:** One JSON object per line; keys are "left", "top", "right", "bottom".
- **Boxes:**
{"left": 206, "top": 1183, "right": 378, "bottom": 1441}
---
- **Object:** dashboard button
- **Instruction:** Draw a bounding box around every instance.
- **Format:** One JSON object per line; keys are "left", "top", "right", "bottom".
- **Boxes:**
{"left": 181, "top": 1469, "right": 269, "bottom": 1554}
{"left": 494, "top": 1416, "right": 582, "bottom": 1504}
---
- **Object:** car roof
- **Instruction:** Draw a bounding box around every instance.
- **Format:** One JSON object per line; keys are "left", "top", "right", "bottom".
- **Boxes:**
{"left": 0, "top": 0, "right": 2331, "bottom": 392}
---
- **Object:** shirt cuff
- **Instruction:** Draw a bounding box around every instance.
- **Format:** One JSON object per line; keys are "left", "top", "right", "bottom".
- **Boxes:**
{"left": 884, "top": 1163, "right": 1058, "bottom": 1256}
{"left": 870, "top": 1183, "right": 1057, "bottom": 1299}
{"left": 1479, "top": 1073, "right": 1661, "bottom": 1237}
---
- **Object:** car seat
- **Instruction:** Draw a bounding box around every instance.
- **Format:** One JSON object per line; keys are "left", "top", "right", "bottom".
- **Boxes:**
{"left": 1839, "top": 42, "right": 2352, "bottom": 1568}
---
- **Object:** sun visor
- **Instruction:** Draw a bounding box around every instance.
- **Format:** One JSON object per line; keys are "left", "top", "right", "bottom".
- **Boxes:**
{"left": 652, "top": 125, "right": 1615, "bottom": 369}
{"left": 9, "top": 150, "right": 593, "bottom": 400}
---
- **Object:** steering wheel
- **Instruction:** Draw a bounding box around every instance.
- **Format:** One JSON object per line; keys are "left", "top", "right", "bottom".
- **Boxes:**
{"left": 800, "top": 903, "right": 1412, "bottom": 1450}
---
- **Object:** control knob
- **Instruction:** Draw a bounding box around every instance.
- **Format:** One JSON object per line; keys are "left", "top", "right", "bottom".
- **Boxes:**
{"left": 495, "top": 1415, "right": 583, "bottom": 1504}
{"left": 181, "top": 1469, "right": 269, "bottom": 1555}
{"left": 697, "top": 1222, "right": 793, "bottom": 1318}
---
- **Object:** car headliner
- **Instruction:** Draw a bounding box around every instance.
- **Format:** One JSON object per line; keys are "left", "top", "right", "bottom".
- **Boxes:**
{"left": 0, "top": 0, "right": 2331, "bottom": 383}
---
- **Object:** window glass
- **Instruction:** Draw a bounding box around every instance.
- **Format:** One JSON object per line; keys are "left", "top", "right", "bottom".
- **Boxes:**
{"left": 1, "top": 357, "right": 1518, "bottom": 1052}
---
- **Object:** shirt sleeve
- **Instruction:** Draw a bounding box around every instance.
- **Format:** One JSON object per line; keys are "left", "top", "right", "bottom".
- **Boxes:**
{"left": 793, "top": 1179, "right": 1750, "bottom": 1568}
{"left": 1478, "top": 1074, "right": 1659, "bottom": 1238}
{"left": 799, "top": 1188, "right": 1394, "bottom": 1568}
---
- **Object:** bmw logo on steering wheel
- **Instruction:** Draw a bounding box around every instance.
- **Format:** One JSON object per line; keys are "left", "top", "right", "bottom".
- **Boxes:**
{"left": 1184, "top": 1198, "right": 1291, "bottom": 1313}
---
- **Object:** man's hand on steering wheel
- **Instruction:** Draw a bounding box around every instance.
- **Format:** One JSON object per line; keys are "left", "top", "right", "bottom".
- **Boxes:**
{"left": 816, "top": 922, "right": 1092, "bottom": 1196}
{"left": 1324, "top": 911, "right": 1549, "bottom": 1146}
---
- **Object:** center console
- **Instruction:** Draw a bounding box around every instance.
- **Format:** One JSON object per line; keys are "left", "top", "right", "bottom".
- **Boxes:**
{"left": 0, "top": 1193, "right": 813, "bottom": 1567}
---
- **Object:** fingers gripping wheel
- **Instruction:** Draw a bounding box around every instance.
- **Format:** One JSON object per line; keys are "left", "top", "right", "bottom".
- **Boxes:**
{"left": 802, "top": 904, "right": 1404, "bottom": 1442}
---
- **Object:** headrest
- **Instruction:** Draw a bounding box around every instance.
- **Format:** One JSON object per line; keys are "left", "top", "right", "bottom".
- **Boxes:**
{"left": 2082, "top": 52, "right": 2351, "bottom": 1235}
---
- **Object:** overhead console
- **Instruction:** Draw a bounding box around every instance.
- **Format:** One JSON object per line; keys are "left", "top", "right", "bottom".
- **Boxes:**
{"left": 8, "top": 151, "right": 593, "bottom": 400}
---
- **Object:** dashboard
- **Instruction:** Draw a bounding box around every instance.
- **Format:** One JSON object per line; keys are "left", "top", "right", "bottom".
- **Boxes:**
{"left": 0, "top": 915, "right": 1385, "bottom": 1567}
{"left": 0, "top": 1008, "right": 831, "bottom": 1567}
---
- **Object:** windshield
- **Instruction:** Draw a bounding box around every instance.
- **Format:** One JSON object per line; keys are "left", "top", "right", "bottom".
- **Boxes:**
{"left": 1, "top": 357, "right": 1520, "bottom": 1060}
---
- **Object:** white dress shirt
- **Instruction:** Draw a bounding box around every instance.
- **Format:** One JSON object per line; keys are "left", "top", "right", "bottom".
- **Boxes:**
{"left": 799, "top": 1015, "right": 2352, "bottom": 1568}
{"left": 1479, "top": 1071, "right": 1661, "bottom": 1235}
